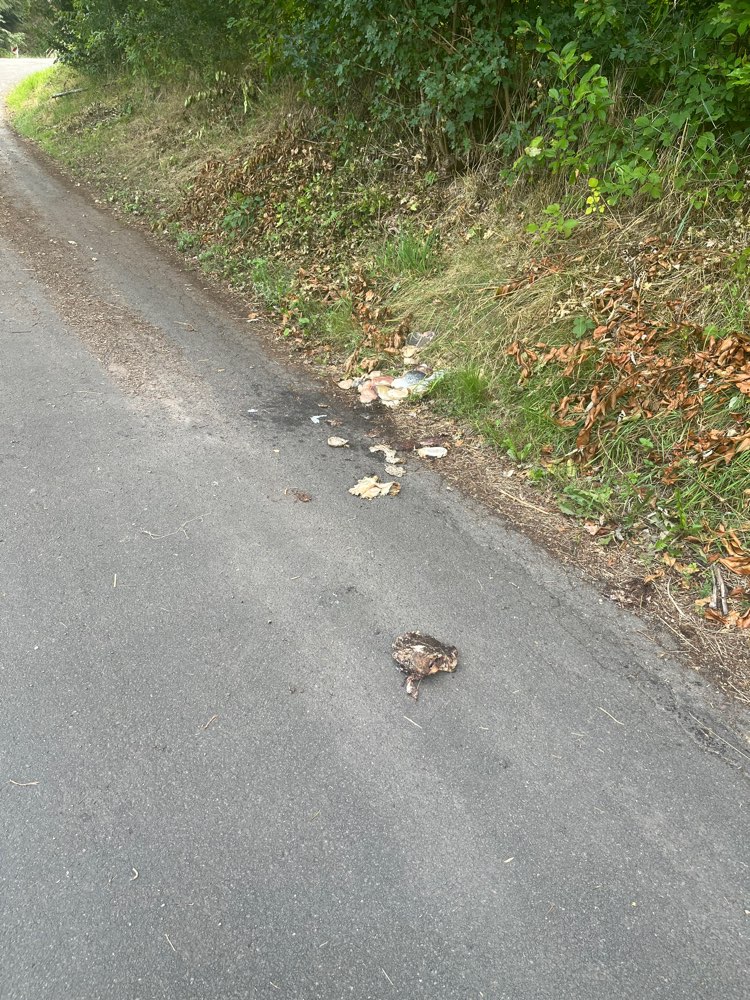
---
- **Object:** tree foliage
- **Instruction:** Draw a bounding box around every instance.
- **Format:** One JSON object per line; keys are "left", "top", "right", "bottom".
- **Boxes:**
{"left": 1, "top": 0, "right": 27, "bottom": 47}
{"left": 27, "top": 1, "right": 750, "bottom": 198}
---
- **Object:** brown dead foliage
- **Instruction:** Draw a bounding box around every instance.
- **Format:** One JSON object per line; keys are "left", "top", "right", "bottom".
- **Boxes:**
{"left": 184, "top": 126, "right": 344, "bottom": 253}
{"left": 508, "top": 238, "right": 750, "bottom": 630}
{"left": 184, "top": 127, "right": 416, "bottom": 362}
{"left": 494, "top": 256, "right": 564, "bottom": 298}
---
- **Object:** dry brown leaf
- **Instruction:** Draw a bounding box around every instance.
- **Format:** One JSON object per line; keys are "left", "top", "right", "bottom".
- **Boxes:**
{"left": 718, "top": 556, "right": 750, "bottom": 576}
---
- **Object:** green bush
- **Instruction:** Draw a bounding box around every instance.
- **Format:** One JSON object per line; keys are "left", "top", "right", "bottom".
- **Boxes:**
{"left": 32, "top": 1, "right": 750, "bottom": 205}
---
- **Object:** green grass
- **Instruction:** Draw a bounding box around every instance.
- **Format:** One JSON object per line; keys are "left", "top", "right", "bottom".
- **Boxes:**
{"left": 373, "top": 227, "right": 439, "bottom": 278}
{"left": 5, "top": 65, "right": 65, "bottom": 145}
{"left": 430, "top": 367, "right": 492, "bottom": 418}
{"left": 313, "top": 296, "right": 361, "bottom": 354}
{"left": 249, "top": 257, "right": 293, "bottom": 308}
{"left": 196, "top": 248, "right": 362, "bottom": 356}
{"left": 387, "top": 220, "right": 749, "bottom": 557}
{"left": 4, "top": 65, "right": 56, "bottom": 109}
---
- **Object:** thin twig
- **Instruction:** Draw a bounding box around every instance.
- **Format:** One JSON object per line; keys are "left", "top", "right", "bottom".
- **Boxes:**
{"left": 51, "top": 87, "right": 87, "bottom": 99}
{"left": 711, "top": 564, "right": 729, "bottom": 617}
{"left": 141, "top": 514, "right": 206, "bottom": 540}
{"left": 656, "top": 614, "right": 698, "bottom": 651}
{"left": 727, "top": 681, "right": 750, "bottom": 705}
{"left": 598, "top": 706, "right": 625, "bottom": 726}
{"left": 664, "top": 579, "right": 689, "bottom": 621}
{"left": 382, "top": 969, "right": 395, "bottom": 987}
{"left": 492, "top": 485, "right": 551, "bottom": 516}
{"left": 201, "top": 714, "right": 219, "bottom": 730}
{"left": 164, "top": 934, "right": 176, "bottom": 952}
{"left": 403, "top": 716, "right": 423, "bottom": 730}
{"left": 9, "top": 779, "right": 38, "bottom": 787}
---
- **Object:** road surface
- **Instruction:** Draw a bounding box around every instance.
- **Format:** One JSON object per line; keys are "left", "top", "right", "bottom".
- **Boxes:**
{"left": 1, "top": 59, "right": 748, "bottom": 1000}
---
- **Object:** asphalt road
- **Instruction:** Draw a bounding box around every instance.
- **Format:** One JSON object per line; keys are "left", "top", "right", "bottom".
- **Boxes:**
{"left": 1, "top": 59, "right": 748, "bottom": 1000}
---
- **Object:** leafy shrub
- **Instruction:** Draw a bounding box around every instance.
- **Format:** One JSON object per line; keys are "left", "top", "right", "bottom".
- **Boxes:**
{"left": 32, "top": 1, "right": 750, "bottom": 206}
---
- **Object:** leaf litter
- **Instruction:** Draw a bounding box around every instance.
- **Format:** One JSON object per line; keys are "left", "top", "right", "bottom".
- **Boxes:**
{"left": 508, "top": 238, "right": 750, "bottom": 630}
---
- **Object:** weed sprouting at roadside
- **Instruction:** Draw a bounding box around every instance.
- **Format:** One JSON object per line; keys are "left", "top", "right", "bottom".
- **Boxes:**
{"left": 374, "top": 229, "right": 439, "bottom": 279}
{"left": 430, "top": 368, "right": 492, "bottom": 419}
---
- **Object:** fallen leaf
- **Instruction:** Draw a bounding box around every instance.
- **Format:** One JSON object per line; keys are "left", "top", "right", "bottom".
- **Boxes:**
{"left": 349, "top": 476, "right": 400, "bottom": 499}
{"left": 417, "top": 446, "right": 448, "bottom": 459}
{"left": 327, "top": 436, "right": 349, "bottom": 448}
{"left": 337, "top": 379, "right": 354, "bottom": 390}
{"left": 385, "top": 463, "right": 404, "bottom": 477}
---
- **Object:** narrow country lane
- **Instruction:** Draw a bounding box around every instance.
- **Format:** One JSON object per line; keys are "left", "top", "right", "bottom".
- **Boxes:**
{"left": 1, "top": 60, "right": 748, "bottom": 1000}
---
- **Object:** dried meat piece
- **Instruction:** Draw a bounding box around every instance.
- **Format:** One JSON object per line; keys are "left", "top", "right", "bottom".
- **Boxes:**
{"left": 349, "top": 476, "right": 400, "bottom": 499}
{"left": 391, "top": 632, "right": 458, "bottom": 699}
